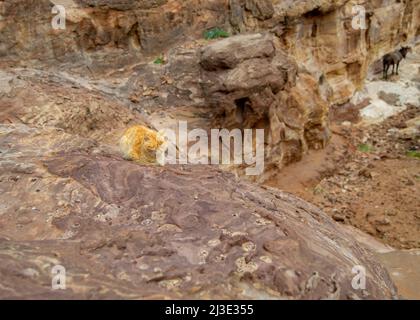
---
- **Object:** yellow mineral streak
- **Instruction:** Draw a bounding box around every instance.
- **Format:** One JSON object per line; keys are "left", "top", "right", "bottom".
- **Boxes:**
{"left": 119, "top": 125, "right": 164, "bottom": 164}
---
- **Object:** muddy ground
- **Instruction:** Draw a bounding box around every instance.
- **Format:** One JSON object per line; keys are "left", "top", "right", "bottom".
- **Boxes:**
{"left": 267, "top": 106, "right": 420, "bottom": 249}
{"left": 265, "top": 55, "right": 420, "bottom": 299}
{"left": 267, "top": 47, "right": 420, "bottom": 251}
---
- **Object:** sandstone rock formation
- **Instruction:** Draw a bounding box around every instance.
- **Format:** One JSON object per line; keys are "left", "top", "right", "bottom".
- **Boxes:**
{"left": 0, "top": 68, "right": 149, "bottom": 145}
{"left": 200, "top": 34, "right": 329, "bottom": 177}
{"left": 1, "top": 0, "right": 418, "bottom": 172}
{"left": 0, "top": 0, "right": 418, "bottom": 299}
{"left": 1, "top": 0, "right": 418, "bottom": 99}
{"left": 0, "top": 123, "right": 397, "bottom": 299}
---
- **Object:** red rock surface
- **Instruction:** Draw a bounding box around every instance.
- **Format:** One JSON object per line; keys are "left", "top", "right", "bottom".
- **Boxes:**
{"left": 0, "top": 124, "right": 397, "bottom": 299}
{"left": 0, "top": 0, "right": 417, "bottom": 299}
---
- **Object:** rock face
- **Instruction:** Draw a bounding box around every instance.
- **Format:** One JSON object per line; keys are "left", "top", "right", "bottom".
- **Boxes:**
{"left": 0, "top": 123, "right": 397, "bottom": 299}
{"left": 200, "top": 34, "right": 329, "bottom": 176}
{"left": 0, "top": 0, "right": 418, "bottom": 173}
{"left": 0, "top": 0, "right": 416, "bottom": 299}
{"left": 0, "top": 0, "right": 227, "bottom": 64}
{"left": 0, "top": 68, "right": 149, "bottom": 145}
{"left": 1, "top": 0, "right": 418, "bottom": 98}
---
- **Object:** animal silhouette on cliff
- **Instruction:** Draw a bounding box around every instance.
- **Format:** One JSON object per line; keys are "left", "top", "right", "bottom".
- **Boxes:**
{"left": 383, "top": 47, "right": 411, "bottom": 80}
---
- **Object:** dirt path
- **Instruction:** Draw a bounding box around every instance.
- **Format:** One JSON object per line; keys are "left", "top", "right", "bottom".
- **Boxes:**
{"left": 266, "top": 47, "right": 420, "bottom": 251}
{"left": 266, "top": 105, "right": 419, "bottom": 250}
{"left": 265, "top": 99, "right": 420, "bottom": 300}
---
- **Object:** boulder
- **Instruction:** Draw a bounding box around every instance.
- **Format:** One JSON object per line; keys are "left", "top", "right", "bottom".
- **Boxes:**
{"left": 200, "top": 34, "right": 330, "bottom": 178}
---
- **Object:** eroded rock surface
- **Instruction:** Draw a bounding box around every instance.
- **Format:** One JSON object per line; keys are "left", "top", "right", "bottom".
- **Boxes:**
{"left": 0, "top": 0, "right": 417, "bottom": 300}
{"left": 0, "top": 69, "right": 149, "bottom": 145}
{"left": 0, "top": 124, "right": 397, "bottom": 299}
{"left": 1, "top": 0, "right": 418, "bottom": 175}
{"left": 1, "top": 0, "right": 418, "bottom": 102}
{"left": 200, "top": 34, "right": 329, "bottom": 177}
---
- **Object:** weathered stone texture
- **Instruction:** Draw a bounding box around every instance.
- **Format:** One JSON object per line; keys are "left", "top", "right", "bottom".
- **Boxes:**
{"left": 0, "top": 0, "right": 416, "bottom": 299}
{"left": 200, "top": 34, "right": 329, "bottom": 177}
{"left": 0, "top": 123, "right": 397, "bottom": 299}
{"left": 0, "top": 0, "right": 418, "bottom": 173}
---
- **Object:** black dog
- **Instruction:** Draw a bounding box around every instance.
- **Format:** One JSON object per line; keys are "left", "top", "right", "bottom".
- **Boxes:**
{"left": 383, "top": 47, "right": 411, "bottom": 80}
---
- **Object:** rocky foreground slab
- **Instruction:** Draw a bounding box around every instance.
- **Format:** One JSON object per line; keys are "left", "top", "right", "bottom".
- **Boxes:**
{"left": 0, "top": 124, "right": 397, "bottom": 299}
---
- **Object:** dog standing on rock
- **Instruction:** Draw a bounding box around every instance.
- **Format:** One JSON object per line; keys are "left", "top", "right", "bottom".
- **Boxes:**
{"left": 383, "top": 47, "right": 411, "bottom": 80}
